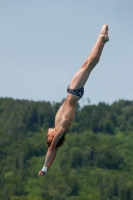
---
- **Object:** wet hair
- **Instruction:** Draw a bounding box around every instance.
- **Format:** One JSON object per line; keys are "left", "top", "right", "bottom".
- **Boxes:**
{"left": 46, "top": 135, "right": 66, "bottom": 148}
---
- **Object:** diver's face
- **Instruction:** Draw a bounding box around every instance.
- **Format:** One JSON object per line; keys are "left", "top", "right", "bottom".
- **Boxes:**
{"left": 46, "top": 128, "right": 55, "bottom": 142}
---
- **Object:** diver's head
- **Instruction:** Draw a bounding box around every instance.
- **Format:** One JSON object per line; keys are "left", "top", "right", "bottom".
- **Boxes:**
{"left": 46, "top": 128, "right": 55, "bottom": 143}
{"left": 46, "top": 128, "right": 66, "bottom": 148}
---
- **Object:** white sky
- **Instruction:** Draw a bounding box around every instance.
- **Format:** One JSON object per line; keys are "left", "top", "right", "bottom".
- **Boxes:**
{"left": 0, "top": 1, "right": 133, "bottom": 105}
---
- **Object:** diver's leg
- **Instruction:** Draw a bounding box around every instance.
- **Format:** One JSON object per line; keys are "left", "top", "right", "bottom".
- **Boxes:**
{"left": 69, "top": 24, "right": 109, "bottom": 89}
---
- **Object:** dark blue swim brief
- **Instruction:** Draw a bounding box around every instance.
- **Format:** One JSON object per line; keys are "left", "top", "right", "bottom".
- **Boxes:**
{"left": 67, "top": 85, "right": 84, "bottom": 99}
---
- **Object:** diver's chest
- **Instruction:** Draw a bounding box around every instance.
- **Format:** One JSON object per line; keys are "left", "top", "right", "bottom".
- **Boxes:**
{"left": 55, "top": 106, "right": 75, "bottom": 127}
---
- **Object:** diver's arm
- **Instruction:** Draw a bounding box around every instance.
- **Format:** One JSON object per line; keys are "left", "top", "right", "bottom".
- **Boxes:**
{"left": 44, "top": 134, "right": 60, "bottom": 167}
{"left": 38, "top": 133, "right": 62, "bottom": 176}
{"left": 48, "top": 148, "right": 58, "bottom": 170}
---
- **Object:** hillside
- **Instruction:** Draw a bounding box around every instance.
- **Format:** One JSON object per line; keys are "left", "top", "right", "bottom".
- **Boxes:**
{"left": 0, "top": 98, "right": 133, "bottom": 200}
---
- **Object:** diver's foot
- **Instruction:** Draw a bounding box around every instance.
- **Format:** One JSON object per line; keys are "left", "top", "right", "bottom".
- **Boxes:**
{"left": 100, "top": 24, "right": 109, "bottom": 43}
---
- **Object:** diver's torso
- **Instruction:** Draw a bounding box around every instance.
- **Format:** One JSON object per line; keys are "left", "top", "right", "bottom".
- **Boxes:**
{"left": 55, "top": 95, "right": 78, "bottom": 132}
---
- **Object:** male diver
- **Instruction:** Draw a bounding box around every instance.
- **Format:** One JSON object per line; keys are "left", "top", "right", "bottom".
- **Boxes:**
{"left": 38, "top": 24, "right": 109, "bottom": 177}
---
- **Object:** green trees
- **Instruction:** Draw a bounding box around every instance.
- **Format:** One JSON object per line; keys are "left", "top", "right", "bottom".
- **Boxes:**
{"left": 1, "top": 98, "right": 133, "bottom": 199}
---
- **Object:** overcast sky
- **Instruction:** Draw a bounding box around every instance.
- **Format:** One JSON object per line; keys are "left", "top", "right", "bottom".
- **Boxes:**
{"left": 0, "top": 1, "right": 133, "bottom": 106}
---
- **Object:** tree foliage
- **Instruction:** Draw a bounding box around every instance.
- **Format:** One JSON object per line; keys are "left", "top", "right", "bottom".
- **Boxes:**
{"left": 1, "top": 98, "right": 133, "bottom": 199}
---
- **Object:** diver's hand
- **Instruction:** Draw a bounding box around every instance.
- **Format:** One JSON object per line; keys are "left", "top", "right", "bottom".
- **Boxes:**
{"left": 38, "top": 170, "right": 47, "bottom": 177}
{"left": 38, "top": 166, "right": 47, "bottom": 177}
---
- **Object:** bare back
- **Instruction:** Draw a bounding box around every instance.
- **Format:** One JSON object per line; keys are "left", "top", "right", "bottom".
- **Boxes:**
{"left": 55, "top": 94, "right": 79, "bottom": 133}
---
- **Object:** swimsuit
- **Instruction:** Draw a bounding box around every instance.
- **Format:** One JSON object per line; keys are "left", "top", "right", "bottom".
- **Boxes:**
{"left": 67, "top": 85, "right": 84, "bottom": 99}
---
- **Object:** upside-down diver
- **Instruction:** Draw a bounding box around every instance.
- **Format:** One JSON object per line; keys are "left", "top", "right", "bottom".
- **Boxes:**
{"left": 38, "top": 24, "right": 109, "bottom": 177}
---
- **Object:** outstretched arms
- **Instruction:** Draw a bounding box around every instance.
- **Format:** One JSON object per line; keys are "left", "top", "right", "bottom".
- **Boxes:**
{"left": 38, "top": 148, "right": 58, "bottom": 176}
{"left": 48, "top": 148, "right": 58, "bottom": 169}
{"left": 38, "top": 133, "right": 63, "bottom": 177}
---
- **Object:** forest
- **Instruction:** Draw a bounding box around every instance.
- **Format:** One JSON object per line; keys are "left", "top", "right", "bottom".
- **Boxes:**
{"left": 0, "top": 97, "right": 133, "bottom": 200}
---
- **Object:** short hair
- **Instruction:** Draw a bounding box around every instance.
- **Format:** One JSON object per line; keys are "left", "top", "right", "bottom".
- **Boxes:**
{"left": 46, "top": 135, "right": 66, "bottom": 148}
